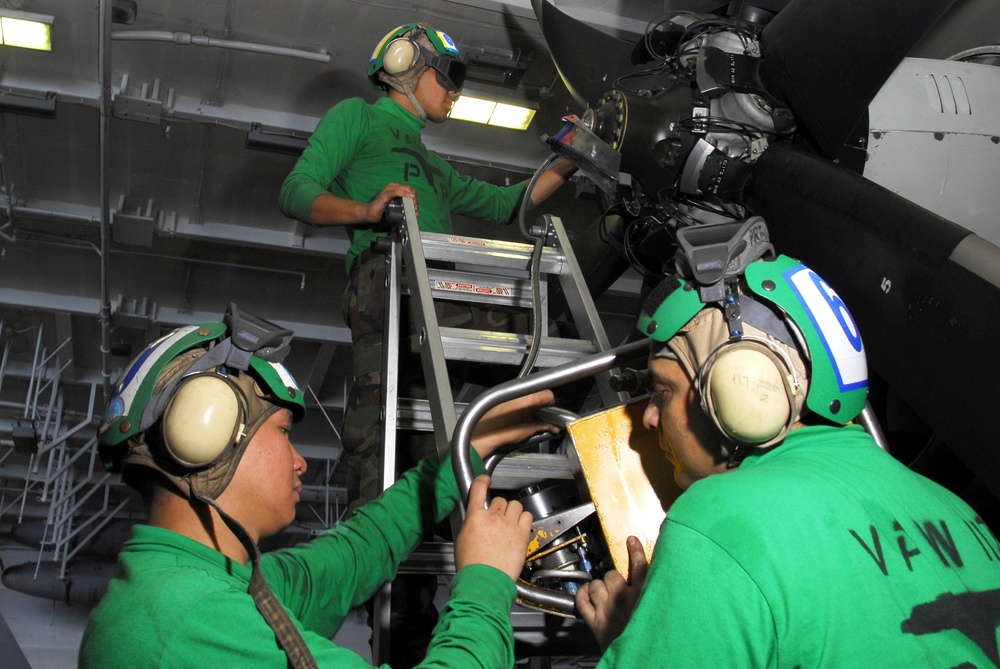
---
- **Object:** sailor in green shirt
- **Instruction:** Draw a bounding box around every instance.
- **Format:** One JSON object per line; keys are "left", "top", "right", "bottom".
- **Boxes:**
{"left": 78, "top": 304, "right": 555, "bottom": 668}
{"left": 280, "top": 24, "right": 577, "bottom": 664}
{"left": 279, "top": 21, "right": 576, "bottom": 510}
{"left": 279, "top": 22, "right": 575, "bottom": 276}
{"left": 577, "top": 222, "right": 1000, "bottom": 668}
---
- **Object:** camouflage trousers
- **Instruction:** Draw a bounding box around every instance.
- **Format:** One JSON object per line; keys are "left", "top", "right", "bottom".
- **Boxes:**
{"left": 341, "top": 252, "right": 534, "bottom": 513}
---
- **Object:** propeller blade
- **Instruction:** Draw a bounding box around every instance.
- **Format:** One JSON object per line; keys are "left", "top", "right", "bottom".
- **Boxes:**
{"left": 531, "top": 0, "right": 637, "bottom": 108}
{"left": 748, "top": 141, "right": 1000, "bottom": 497}
{"left": 759, "top": 0, "right": 959, "bottom": 157}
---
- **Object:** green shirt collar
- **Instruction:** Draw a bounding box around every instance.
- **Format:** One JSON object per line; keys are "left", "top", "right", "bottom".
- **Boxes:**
{"left": 128, "top": 523, "right": 252, "bottom": 579}
{"left": 737, "top": 423, "right": 868, "bottom": 470}
{"left": 374, "top": 96, "right": 425, "bottom": 132}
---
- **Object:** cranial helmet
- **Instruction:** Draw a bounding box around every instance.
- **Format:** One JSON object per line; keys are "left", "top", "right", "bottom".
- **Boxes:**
{"left": 367, "top": 22, "right": 466, "bottom": 94}
{"left": 98, "top": 303, "right": 305, "bottom": 501}
{"left": 636, "top": 217, "right": 868, "bottom": 450}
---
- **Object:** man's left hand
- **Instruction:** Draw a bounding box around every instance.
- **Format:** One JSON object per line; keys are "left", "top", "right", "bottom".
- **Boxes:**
{"left": 469, "top": 390, "right": 557, "bottom": 459}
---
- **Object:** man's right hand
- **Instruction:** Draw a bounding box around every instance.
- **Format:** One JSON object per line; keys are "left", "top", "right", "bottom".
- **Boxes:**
{"left": 454, "top": 475, "right": 532, "bottom": 581}
{"left": 469, "top": 389, "right": 556, "bottom": 459}
{"left": 365, "top": 183, "right": 418, "bottom": 224}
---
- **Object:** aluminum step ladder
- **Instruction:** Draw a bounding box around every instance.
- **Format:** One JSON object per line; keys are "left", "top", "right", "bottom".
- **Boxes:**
{"left": 372, "top": 196, "right": 624, "bottom": 663}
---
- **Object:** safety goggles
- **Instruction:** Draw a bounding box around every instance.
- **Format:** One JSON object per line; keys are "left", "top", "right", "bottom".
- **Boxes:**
{"left": 418, "top": 44, "right": 467, "bottom": 92}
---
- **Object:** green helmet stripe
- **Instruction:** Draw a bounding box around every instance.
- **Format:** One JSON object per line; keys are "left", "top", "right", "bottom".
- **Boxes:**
{"left": 635, "top": 278, "right": 705, "bottom": 343}
{"left": 745, "top": 255, "right": 868, "bottom": 422}
{"left": 248, "top": 357, "right": 306, "bottom": 421}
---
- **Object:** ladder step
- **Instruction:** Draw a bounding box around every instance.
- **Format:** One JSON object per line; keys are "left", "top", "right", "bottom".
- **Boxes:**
{"left": 399, "top": 541, "right": 455, "bottom": 575}
{"left": 438, "top": 327, "right": 598, "bottom": 366}
{"left": 390, "top": 396, "right": 581, "bottom": 486}
{"left": 394, "top": 398, "right": 444, "bottom": 433}
{"left": 410, "top": 268, "right": 540, "bottom": 310}
{"left": 420, "top": 232, "right": 569, "bottom": 275}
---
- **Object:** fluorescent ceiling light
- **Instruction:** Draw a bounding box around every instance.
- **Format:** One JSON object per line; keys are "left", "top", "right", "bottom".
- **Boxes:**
{"left": 449, "top": 93, "right": 536, "bottom": 131}
{"left": 0, "top": 10, "right": 54, "bottom": 51}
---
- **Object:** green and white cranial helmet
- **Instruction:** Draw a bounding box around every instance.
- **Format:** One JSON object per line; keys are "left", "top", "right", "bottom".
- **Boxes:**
{"left": 367, "top": 22, "right": 465, "bottom": 93}
{"left": 637, "top": 218, "right": 868, "bottom": 447}
{"left": 98, "top": 304, "right": 305, "bottom": 500}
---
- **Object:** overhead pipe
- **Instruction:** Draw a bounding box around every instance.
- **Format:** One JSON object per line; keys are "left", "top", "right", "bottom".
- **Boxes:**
{"left": 120, "top": 250, "right": 308, "bottom": 291}
{"left": 0, "top": 403, "right": 98, "bottom": 421}
{"left": 111, "top": 30, "right": 331, "bottom": 63}
{"left": 98, "top": 0, "right": 114, "bottom": 401}
{"left": 4, "top": 225, "right": 308, "bottom": 289}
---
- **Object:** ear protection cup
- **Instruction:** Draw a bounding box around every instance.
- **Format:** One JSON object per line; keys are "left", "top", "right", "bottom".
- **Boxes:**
{"left": 161, "top": 374, "right": 247, "bottom": 467}
{"left": 699, "top": 339, "right": 797, "bottom": 445}
{"left": 382, "top": 38, "right": 420, "bottom": 75}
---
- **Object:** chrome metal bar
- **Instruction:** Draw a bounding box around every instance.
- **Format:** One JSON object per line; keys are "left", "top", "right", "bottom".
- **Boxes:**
{"left": 453, "top": 339, "right": 649, "bottom": 503}
{"left": 857, "top": 400, "right": 890, "bottom": 452}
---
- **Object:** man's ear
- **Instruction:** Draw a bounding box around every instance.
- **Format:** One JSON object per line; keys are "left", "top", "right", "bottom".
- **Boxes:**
{"left": 685, "top": 386, "right": 733, "bottom": 465}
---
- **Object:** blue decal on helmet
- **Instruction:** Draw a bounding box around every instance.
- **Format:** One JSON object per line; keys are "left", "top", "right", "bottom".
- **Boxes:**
{"left": 782, "top": 263, "right": 867, "bottom": 393}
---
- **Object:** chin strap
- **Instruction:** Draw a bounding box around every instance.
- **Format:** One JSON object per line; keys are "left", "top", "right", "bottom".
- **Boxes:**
{"left": 403, "top": 82, "right": 428, "bottom": 121}
{"left": 199, "top": 496, "right": 319, "bottom": 669}
{"left": 724, "top": 440, "right": 747, "bottom": 469}
{"left": 377, "top": 67, "right": 429, "bottom": 121}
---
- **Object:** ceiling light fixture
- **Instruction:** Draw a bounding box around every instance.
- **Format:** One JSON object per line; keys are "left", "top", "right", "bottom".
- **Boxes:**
{"left": 0, "top": 10, "right": 54, "bottom": 51}
{"left": 246, "top": 123, "right": 308, "bottom": 154}
{"left": 449, "top": 93, "right": 537, "bottom": 131}
{"left": 462, "top": 47, "right": 531, "bottom": 89}
{"left": 0, "top": 90, "right": 57, "bottom": 117}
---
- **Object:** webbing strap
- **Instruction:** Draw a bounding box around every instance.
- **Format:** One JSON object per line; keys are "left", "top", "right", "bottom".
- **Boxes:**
{"left": 201, "top": 497, "right": 319, "bottom": 669}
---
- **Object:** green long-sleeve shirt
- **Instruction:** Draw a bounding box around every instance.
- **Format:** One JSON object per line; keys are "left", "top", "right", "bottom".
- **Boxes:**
{"left": 279, "top": 97, "right": 526, "bottom": 274}
{"left": 78, "top": 452, "right": 514, "bottom": 668}
{"left": 598, "top": 424, "right": 1000, "bottom": 668}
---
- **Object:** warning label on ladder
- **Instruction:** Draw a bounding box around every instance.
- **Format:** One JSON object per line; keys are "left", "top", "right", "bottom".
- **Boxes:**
{"left": 434, "top": 280, "right": 514, "bottom": 297}
{"left": 446, "top": 236, "right": 527, "bottom": 252}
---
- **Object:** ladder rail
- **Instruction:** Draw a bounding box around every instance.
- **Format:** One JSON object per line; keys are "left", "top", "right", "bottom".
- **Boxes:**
{"left": 546, "top": 214, "right": 626, "bottom": 407}
{"left": 372, "top": 233, "right": 403, "bottom": 667}
{"left": 399, "top": 197, "right": 460, "bottom": 453}
{"left": 379, "top": 244, "right": 403, "bottom": 493}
